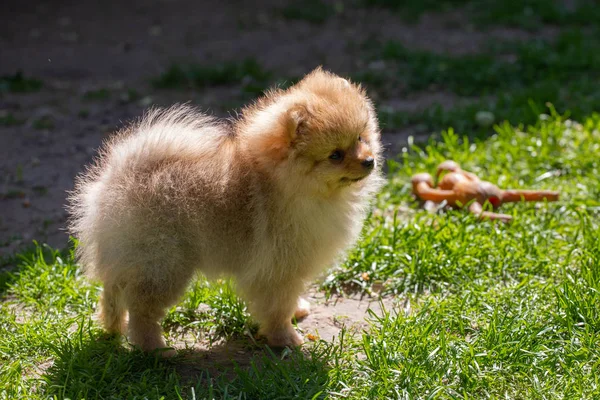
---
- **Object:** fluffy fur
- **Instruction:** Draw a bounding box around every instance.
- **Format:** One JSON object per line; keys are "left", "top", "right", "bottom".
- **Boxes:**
{"left": 68, "top": 68, "right": 383, "bottom": 356}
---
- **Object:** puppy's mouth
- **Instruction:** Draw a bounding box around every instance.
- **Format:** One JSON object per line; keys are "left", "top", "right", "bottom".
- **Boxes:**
{"left": 340, "top": 175, "right": 368, "bottom": 184}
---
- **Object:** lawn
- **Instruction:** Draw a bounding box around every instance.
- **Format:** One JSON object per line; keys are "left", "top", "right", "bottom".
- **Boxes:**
{"left": 2, "top": 111, "right": 599, "bottom": 398}
{"left": 2, "top": 1, "right": 600, "bottom": 399}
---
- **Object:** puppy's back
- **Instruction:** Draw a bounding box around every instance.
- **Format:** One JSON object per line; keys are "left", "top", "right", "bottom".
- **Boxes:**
{"left": 68, "top": 105, "right": 237, "bottom": 280}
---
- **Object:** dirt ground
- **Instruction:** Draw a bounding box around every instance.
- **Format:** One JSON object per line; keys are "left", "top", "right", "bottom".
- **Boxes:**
{"left": 0, "top": 0, "right": 558, "bottom": 354}
{"left": 173, "top": 287, "right": 399, "bottom": 378}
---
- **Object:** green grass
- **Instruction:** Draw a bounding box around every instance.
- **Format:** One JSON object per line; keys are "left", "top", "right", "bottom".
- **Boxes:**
{"left": 83, "top": 88, "right": 111, "bottom": 101}
{"left": 0, "top": 71, "right": 43, "bottom": 93}
{"left": 368, "top": 29, "right": 600, "bottom": 133}
{"left": 363, "top": 0, "right": 600, "bottom": 29}
{"left": 471, "top": 0, "right": 600, "bottom": 30}
{"left": 2, "top": 113, "right": 599, "bottom": 398}
{"left": 32, "top": 115, "right": 55, "bottom": 130}
{"left": 280, "top": 0, "right": 336, "bottom": 24}
{"left": 362, "top": 0, "right": 470, "bottom": 21}
{"left": 371, "top": 28, "right": 600, "bottom": 95}
{"left": 327, "top": 110, "right": 600, "bottom": 295}
{"left": 4, "top": 3, "right": 600, "bottom": 397}
{"left": 0, "top": 113, "right": 25, "bottom": 127}
{"left": 152, "top": 58, "right": 271, "bottom": 92}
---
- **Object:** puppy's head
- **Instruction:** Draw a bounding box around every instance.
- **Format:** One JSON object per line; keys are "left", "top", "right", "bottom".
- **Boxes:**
{"left": 241, "top": 68, "right": 381, "bottom": 196}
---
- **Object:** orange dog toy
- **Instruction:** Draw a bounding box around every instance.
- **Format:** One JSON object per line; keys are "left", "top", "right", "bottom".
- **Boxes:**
{"left": 411, "top": 160, "right": 559, "bottom": 222}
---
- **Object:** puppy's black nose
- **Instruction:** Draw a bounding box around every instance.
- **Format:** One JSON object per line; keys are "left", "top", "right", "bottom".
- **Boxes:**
{"left": 361, "top": 157, "right": 375, "bottom": 169}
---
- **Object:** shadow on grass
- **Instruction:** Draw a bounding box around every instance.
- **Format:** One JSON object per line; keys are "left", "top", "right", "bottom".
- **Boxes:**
{"left": 1, "top": 243, "right": 332, "bottom": 398}
{"left": 41, "top": 324, "right": 333, "bottom": 399}
{"left": 0, "top": 243, "right": 67, "bottom": 298}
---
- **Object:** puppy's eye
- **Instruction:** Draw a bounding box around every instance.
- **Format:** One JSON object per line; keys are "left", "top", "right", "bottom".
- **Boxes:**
{"left": 329, "top": 150, "right": 344, "bottom": 161}
{"left": 358, "top": 136, "right": 363, "bottom": 143}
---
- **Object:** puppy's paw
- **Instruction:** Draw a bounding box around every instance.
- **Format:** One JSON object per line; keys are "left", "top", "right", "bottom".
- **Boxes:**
{"left": 130, "top": 328, "right": 177, "bottom": 358}
{"left": 158, "top": 348, "right": 178, "bottom": 358}
{"left": 263, "top": 326, "right": 304, "bottom": 348}
{"left": 135, "top": 344, "right": 178, "bottom": 358}
{"left": 294, "top": 297, "right": 311, "bottom": 320}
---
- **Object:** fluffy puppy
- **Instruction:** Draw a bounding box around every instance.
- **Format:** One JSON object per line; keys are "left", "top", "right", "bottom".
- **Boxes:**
{"left": 68, "top": 68, "right": 383, "bottom": 356}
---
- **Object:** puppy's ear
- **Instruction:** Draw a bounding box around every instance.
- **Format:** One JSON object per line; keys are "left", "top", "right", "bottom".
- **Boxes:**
{"left": 283, "top": 105, "right": 308, "bottom": 140}
{"left": 251, "top": 105, "right": 308, "bottom": 164}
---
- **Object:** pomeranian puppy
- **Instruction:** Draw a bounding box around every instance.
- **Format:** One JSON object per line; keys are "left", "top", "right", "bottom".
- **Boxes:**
{"left": 68, "top": 67, "right": 383, "bottom": 356}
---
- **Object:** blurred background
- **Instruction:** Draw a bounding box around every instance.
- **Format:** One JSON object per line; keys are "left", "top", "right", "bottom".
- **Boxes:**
{"left": 1, "top": 0, "right": 599, "bottom": 254}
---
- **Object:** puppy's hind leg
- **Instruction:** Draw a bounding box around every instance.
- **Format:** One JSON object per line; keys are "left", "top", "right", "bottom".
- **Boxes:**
{"left": 98, "top": 282, "right": 127, "bottom": 335}
{"left": 125, "top": 284, "right": 176, "bottom": 357}
{"left": 123, "top": 269, "right": 193, "bottom": 358}
{"left": 127, "top": 303, "right": 176, "bottom": 358}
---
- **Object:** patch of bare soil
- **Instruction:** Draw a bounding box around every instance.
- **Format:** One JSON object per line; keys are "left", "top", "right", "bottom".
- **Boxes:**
{"left": 172, "top": 290, "right": 398, "bottom": 380}
{"left": 297, "top": 289, "right": 395, "bottom": 342}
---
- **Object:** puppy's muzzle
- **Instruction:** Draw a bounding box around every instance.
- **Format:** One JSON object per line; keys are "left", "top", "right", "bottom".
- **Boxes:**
{"left": 361, "top": 157, "right": 375, "bottom": 170}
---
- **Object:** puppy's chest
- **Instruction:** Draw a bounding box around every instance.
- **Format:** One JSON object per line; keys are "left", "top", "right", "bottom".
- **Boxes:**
{"left": 277, "top": 201, "right": 354, "bottom": 255}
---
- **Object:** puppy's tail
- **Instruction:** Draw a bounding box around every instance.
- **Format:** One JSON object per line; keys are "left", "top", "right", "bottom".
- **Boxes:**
{"left": 98, "top": 283, "right": 127, "bottom": 334}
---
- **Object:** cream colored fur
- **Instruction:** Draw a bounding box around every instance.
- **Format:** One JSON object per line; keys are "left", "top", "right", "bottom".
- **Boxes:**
{"left": 68, "top": 68, "right": 383, "bottom": 356}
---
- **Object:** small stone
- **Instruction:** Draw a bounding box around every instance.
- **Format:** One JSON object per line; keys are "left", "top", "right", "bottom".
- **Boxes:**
{"left": 109, "top": 81, "right": 125, "bottom": 90}
{"left": 475, "top": 111, "right": 495, "bottom": 128}
{"left": 139, "top": 96, "right": 153, "bottom": 107}
{"left": 149, "top": 25, "right": 162, "bottom": 36}
{"left": 62, "top": 32, "right": 79, "bottom": 42}
{"left": 22, "top": 199, "right": 31, "bottom": 208}
{"left": 414, "top": 124, "right": 428, "bottom": 133}
{"left": 58, "top": 17, "right": 71, "bottom": 27}
{"left": 368, "top": 60, "right": 386, "bottom": 71}
{"left": 196, "top": 303, "right": 211, "bottom": 313}
{"left": 119, "top": 93, "right": 130, "bottom": 103}
{"left": 257, "top": 12, "right": 269, "bottom": 25}
{"left": 120, "top": 42, "right": 132, "bottom": 52}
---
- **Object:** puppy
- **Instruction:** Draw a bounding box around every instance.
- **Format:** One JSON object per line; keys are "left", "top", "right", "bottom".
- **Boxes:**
{"left": 68, "top": 67, "right": 383, "bottom": 356}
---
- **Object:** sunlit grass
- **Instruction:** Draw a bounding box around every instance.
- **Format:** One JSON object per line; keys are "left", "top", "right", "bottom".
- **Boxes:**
{"left": 1, "top": 112, "right": 599, "bottom": 398}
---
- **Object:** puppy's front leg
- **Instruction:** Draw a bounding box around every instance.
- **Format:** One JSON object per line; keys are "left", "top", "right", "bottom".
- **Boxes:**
{"left": 247, "top": 284, "right": 305, "bottom": 348}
